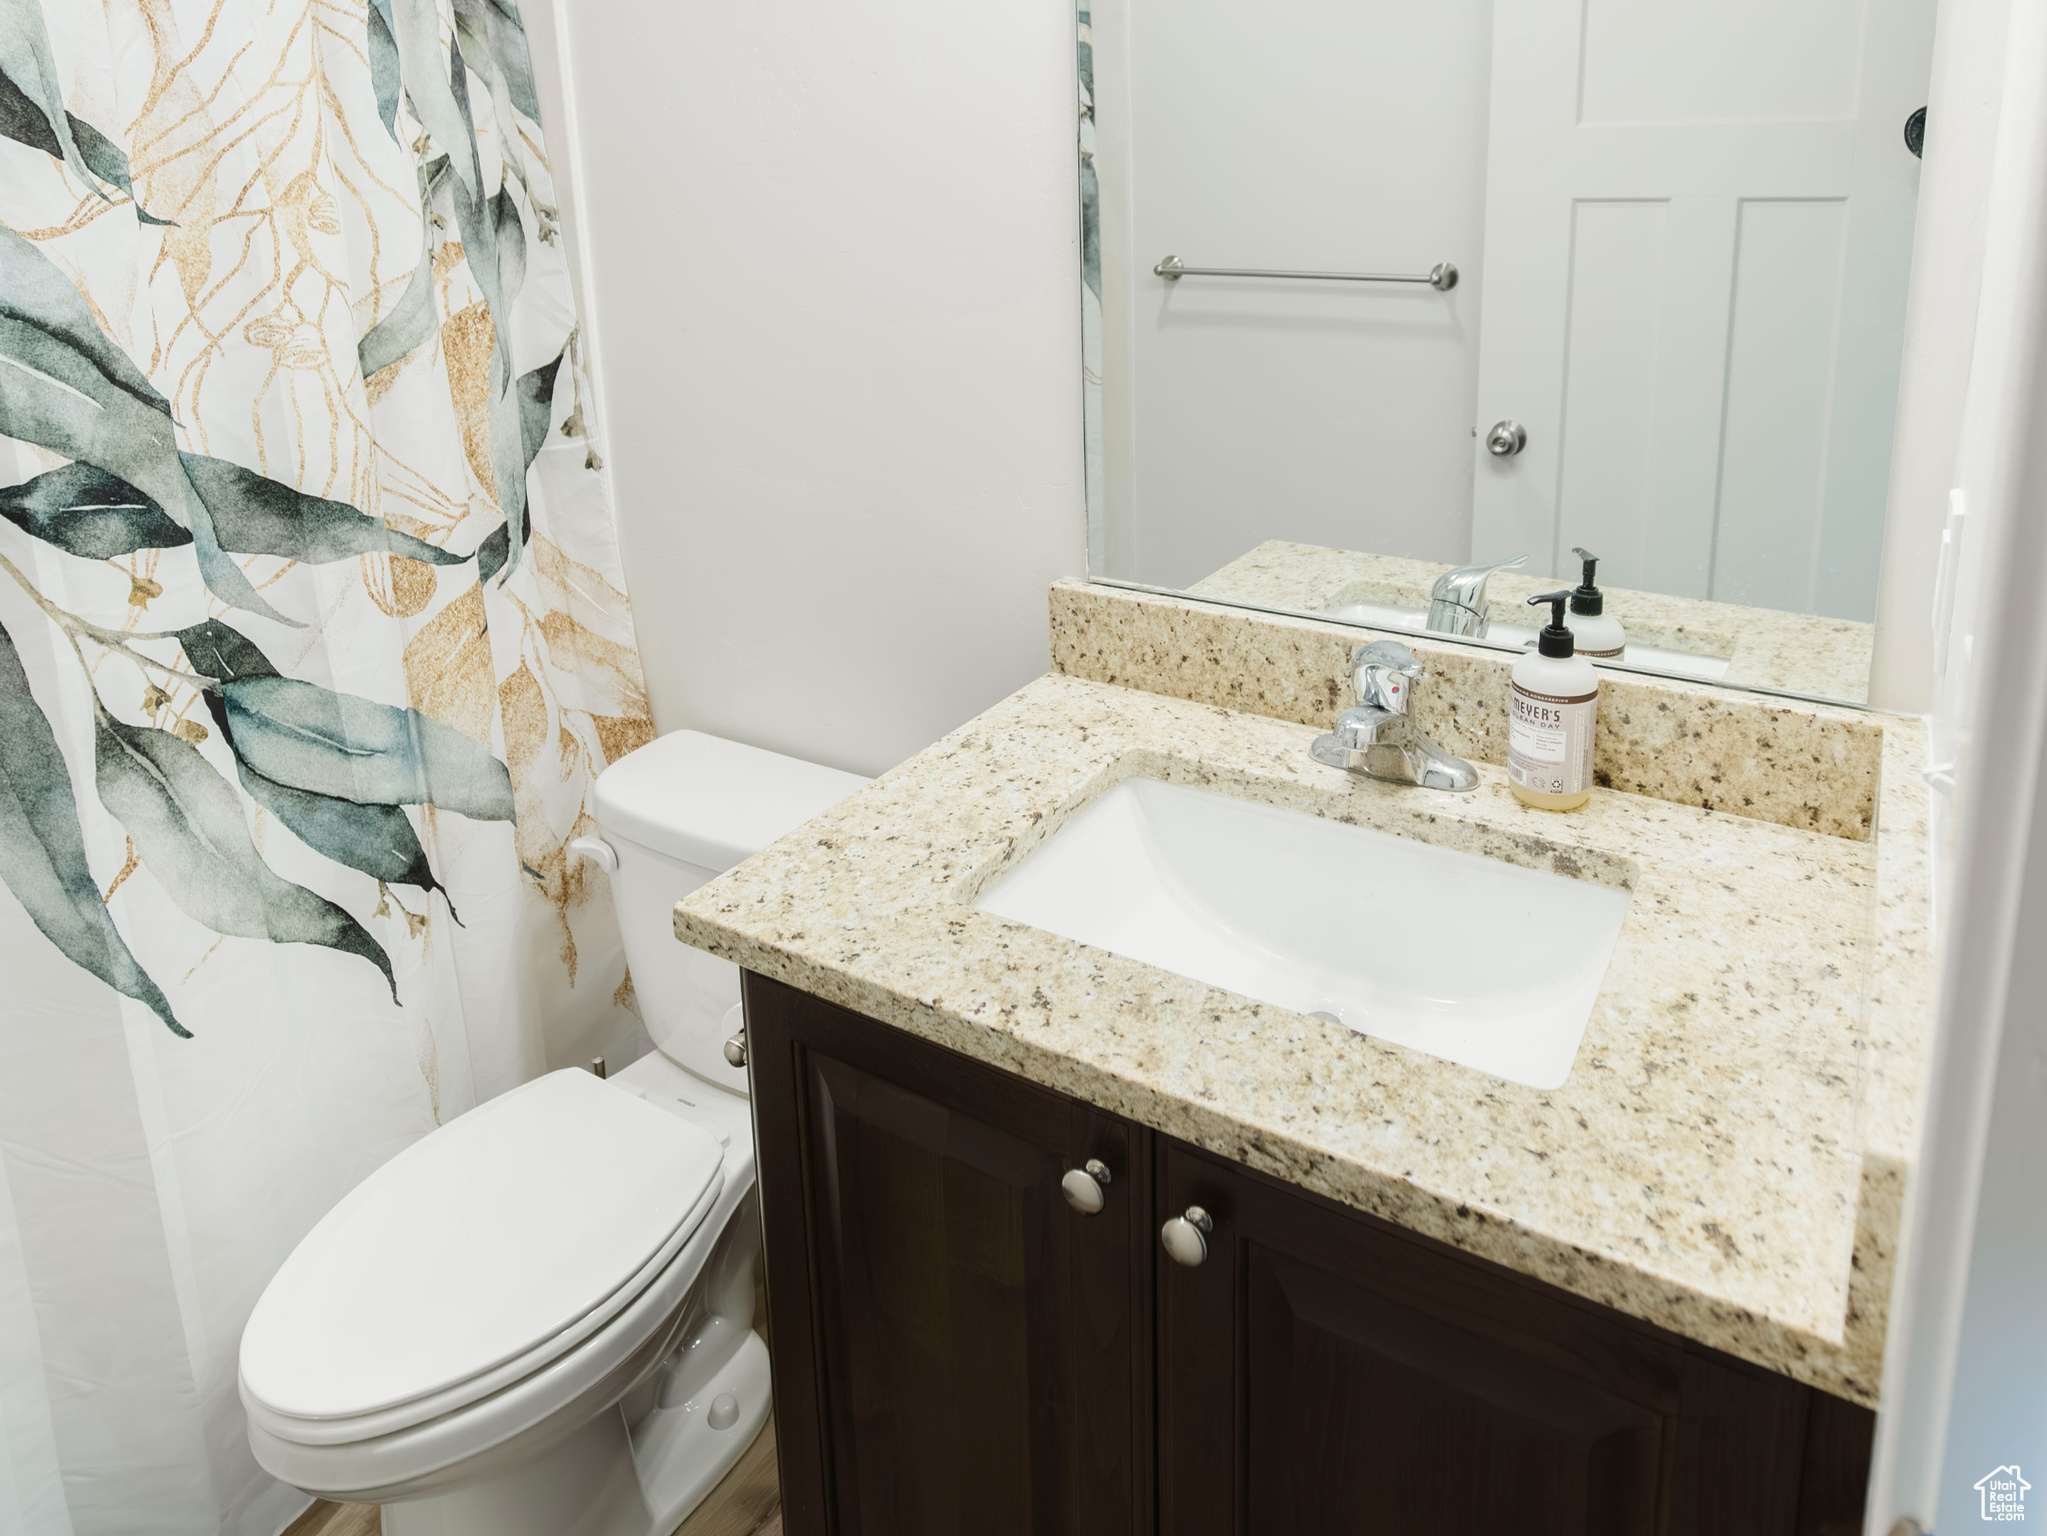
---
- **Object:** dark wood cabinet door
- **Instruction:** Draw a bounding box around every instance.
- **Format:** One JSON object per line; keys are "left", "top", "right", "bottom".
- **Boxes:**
{"left": 744, "top": 975, "right": 1152, "bottom": 1536}
{"left": 1157, "top": 1140, "right": 1863, "bottom": 1536}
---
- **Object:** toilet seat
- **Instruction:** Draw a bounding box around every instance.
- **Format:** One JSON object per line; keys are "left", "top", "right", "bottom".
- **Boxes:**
{"left": 243, "top": 1178, "right": 749, "bottom": 1503}
{"left": 241, "top": 1070, "right": 726, "bottom": 1447}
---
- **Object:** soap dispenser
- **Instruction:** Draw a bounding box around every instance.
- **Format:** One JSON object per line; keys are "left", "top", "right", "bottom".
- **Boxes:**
{"left": 1567, "top": 547, "right": 1626, "bottom": 660}
{"left": 1508, "top": 591, "right": 1598, "bottom": 812}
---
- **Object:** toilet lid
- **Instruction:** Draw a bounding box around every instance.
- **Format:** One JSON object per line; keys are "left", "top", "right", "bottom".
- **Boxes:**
{"left": 240, "top": 1069, "right": 726, "bottom": 1423}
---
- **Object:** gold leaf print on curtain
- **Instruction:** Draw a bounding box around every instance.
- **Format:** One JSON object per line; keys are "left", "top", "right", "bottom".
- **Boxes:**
{"left": 0, "top": 0, "right": 655, "bottom": 1525}
{"left": 0, "top": 0, "right": 652, "bottom": 1048}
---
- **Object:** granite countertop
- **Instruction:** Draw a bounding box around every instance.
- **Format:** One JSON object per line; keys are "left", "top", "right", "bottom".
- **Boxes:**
{"left": 675, "top": 674, "right": 1929, "bottom": 1406}
{"left": 1188, "top": 541, "right": 1877, "bottom": 703}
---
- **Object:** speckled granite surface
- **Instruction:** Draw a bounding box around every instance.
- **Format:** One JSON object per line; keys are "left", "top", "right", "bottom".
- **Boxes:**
{"left": 1053, "top": 579, "right": 1884, "bottom": 841}
{"left": 678, "top": 673, "right": 1933, "bottom": 1405}
{"left": 1188, "top": 541, "right": 1877, "bottom": 703}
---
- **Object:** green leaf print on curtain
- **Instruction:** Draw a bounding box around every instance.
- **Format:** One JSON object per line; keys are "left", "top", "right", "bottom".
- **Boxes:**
{"left": 177, "top": 619, "right": 460, "bottom": 910}
{"left": 0, "top": 229, "right": 528, "bottom": 1023}
{"left": 0, "top": 0, "right": 170, "bottom": 217}
{"left": 0, "top": 463, "right": 192, "bottom": 557}
{"left": 0, "top": 616, "right": 184, "bottom": 1034}
{"left": 94, "top": 715, "right": 399, "bottom": 997}
{"left": 0, "top": 0, "right": 650, "bottom": 1521}
{"left": 0, "top": 0, "right": 640, "bottom": 1052}
{"left": 216, "top": 676, "right": 516, "bottom": 821}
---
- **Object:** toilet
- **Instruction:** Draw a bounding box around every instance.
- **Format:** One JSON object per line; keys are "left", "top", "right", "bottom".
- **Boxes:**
{"left": 239, "top": 731, "right": 868, "bottom": 1536}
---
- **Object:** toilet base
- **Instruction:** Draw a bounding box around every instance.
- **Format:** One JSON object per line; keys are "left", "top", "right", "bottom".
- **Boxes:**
{"left": 381, "top": 1330, "right": 774, "bottom": 1536}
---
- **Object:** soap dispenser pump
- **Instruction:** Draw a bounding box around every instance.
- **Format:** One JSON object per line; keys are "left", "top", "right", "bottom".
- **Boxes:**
{"left": 1508, "top": 591, "right": 1598, "bottom": 812}
{"left": 1568, "top": 547, "right": 1626, "bottom": 660}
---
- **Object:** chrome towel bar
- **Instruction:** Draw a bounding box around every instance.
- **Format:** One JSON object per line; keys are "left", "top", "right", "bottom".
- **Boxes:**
{"left": 1153, "top": 254, "right": 1458, "bottom": 290}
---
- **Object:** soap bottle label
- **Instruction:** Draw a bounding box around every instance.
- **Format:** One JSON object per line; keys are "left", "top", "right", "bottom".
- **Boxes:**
{"left": 1579, "top": 643, "right": 1625, "bottom": 659}
{"left": 1508, "top": 684, "right": 1596, "bottom": 795}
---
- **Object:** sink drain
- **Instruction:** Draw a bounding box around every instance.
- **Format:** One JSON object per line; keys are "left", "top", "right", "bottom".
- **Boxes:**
{"left": 1307, "top": 1010, "right": 1343, "bottom": 1026}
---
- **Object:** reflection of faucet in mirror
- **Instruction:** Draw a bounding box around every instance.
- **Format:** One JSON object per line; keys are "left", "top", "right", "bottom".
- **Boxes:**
{"left": 1426, "top": 555, "right": 1526, "bottom": 639}
{"left": 1310, "top": 640, "right": 1480, "bottom": 791}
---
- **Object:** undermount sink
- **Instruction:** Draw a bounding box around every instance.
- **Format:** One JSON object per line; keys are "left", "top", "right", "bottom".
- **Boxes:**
{"left": 975, "top": 778, "right": 1632, "bottom": 1088}
{"left": 1322, "top": 599, "right": 1731, "bottom": 681}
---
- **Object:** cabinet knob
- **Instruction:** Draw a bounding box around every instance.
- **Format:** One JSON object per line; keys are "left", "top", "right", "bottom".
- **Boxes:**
{"left": 1161, "top": 1205, "right": 1214, "bottom": 1267}
{"left": 1061, "top": 1158, "right": 1113, "bottom": 1215}
{"left": 722, "top": 1030, "right": 748, "bottom": 1069}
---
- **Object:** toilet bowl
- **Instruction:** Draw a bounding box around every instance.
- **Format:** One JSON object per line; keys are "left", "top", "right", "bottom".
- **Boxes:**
{"left": 240, "top": 732, "right": 867, "bottom": 1536}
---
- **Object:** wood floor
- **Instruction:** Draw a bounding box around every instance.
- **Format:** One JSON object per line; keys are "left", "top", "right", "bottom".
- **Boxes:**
{"left": 282, "top": 1504, "right": 378, "bottom": 1536}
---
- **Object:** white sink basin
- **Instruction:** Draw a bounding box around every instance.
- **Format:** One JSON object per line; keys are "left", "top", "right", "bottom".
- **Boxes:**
{"left": 975, "top": 778, "right": 1632, "bottom": 1088}
{"left": 1323, "top": 600, "right": 1731, "bottom": 681}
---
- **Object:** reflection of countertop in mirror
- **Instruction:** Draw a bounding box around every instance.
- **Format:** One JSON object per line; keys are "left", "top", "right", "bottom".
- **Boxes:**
{"left": 1186, "top": 541, "right": 1876, "bottom": 702}
{"left": 678, "top": 589, "right": 1931, "bottom": 1407}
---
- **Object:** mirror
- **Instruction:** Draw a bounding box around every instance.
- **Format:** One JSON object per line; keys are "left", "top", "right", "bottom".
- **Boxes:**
{"left": 1076, "top": 0, "right": 1937, "bottom": 704}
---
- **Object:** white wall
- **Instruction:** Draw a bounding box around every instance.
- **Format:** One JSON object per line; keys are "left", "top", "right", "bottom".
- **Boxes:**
{"left": 1867, "top": 0, "right": 2047, "bottom": 1523}
{"left": 1870, "top": 0, "right": 2014, "bottom": 711}
{"left": 524, "top": 0, "right": 1086, "bottom": 779}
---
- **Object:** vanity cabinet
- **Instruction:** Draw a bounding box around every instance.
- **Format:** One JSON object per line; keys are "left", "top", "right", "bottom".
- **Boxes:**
{"left": 743, "top": 973, "right": 1153, "bottom": 1536}
{"left": 743, "top": 975, "right": 1873, "bottom": 1536}
{"left": 1157, "top": 1141, "right": 1873, "bottom": 1536}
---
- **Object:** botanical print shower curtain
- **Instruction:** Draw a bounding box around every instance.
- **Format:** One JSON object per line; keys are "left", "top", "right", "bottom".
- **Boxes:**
{"left": 0, "top": 0, "right": 653, "bottom": 1530}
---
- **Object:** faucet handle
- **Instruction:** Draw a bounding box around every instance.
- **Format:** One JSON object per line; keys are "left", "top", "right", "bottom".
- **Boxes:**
{"left": 1431, "top": 553, "right": 1529, "bottom": 595}
{"left": 1350, "top": 640, "right": 1422, "bottom": 713}
{"left": 1426, "top": 554, "right": 1528, "bottom": 638}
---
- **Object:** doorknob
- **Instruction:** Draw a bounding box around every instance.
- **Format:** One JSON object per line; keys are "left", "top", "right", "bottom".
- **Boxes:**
{"left": 722, "top": 1030, "right": 748, "bottom": 1068}
{"left": 1161, "top": 1206, "right": 1214, "bottom": 1266}
{"left": 1486, "top": 420, "right": 1527, "bottom": 457}
{"left": 1061, "top": 1158, "right": 1113, "bottom": 1215}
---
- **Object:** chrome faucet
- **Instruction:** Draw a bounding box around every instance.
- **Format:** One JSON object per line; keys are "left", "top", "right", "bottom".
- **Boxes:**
{"left": 1309, "top": 640, "right": 1479, "bottom": 791}
{"left": 1426, "top": 554, "right": 1527, "bottom": 638}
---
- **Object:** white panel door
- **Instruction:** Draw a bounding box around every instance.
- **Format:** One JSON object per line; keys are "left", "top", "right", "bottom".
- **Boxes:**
{"left": 1469, "top": 0, "right": 1933, "bottom": 619}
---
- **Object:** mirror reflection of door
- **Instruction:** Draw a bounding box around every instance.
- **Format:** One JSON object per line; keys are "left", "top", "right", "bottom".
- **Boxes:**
{"left": 1472, "top": 0, "right": 1933, "bottom": 619}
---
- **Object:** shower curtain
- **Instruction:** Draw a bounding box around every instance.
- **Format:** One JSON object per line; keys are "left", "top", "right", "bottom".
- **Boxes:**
{"left": 0, "top": 0, "right": 654, "bottom": 1530}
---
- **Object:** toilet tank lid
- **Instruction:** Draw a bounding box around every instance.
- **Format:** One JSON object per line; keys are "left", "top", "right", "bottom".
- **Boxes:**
{"left": 594, "top": 730, "right": 869, "bottom": 873}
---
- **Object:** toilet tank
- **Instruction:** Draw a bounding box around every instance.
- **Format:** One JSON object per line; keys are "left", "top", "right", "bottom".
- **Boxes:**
{"left": 590, "top": 732, "right": 868, "bottom": 1094}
